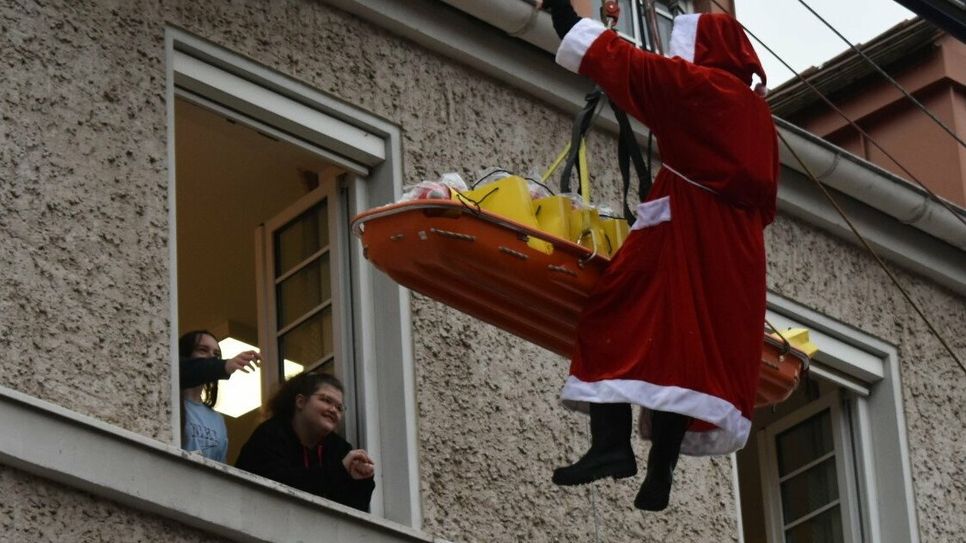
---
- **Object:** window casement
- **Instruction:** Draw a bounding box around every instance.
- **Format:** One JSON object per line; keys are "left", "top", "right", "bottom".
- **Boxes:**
{"left": 168, "top": 28, "right": 418, "bottom": 527}
{"left": 758, "top": 390, "right": 862, "bottom": 542}
{"left": 254, "top": 182, "right": 356, "bottom": 436}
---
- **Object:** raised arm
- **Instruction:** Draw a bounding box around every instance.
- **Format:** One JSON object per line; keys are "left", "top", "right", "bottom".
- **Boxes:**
{"left": 542, "top": 1, "right": 677, "bottom": 134}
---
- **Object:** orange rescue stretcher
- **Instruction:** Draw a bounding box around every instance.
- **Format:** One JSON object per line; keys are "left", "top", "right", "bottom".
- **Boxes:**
{"left": 352, "top": 198, "right": 811, "bottom": 408}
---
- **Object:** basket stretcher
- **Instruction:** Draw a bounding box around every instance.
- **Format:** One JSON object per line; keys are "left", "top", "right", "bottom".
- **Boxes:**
{"left": 352, "top": 199, "right": 809, "bottom": 408}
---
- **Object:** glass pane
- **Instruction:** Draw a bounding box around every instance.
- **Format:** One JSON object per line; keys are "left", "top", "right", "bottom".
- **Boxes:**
{"left": 277, "top": 255, "right": 331, "bottom": 328}
{"left": 275, "top": 201, "right": 328, "bottom": 276}
{"left": 777, "top": 410, "right": 834, "bottom": 475}
{"left": 785, "top": 505, "right": 844, "bottom": 543}
{"left": 780, "top": 457, "right": 839, "bottom": 523}
{"left": 278, "top": 306, "right": 333, "bottom": 369}
{"left": 657, "top": 14, "right": 673, "bottom": 55}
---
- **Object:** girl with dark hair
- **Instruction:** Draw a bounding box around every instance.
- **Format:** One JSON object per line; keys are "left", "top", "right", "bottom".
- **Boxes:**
{"left": 179, "top": 330, "right": 260, "bottom": 462}
{"left": 235, "top": 372, "right": 375, "bottom": 512}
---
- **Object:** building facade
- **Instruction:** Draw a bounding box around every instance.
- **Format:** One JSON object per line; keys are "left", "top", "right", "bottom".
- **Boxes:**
{"left": 1, "top": 1, "right": 964, "bottom": 542}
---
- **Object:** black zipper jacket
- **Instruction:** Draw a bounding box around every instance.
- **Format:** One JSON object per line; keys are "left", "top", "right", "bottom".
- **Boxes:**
{"left": 235, "top": 416, "right": 375, "bottom": 512}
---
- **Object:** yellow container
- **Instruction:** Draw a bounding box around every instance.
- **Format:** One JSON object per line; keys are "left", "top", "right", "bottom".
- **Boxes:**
{"left": 769, "top": 328, "right": 819, "bottom": 357}
{"left": 532, "top": 195, "right": 572, "bottom": 240}
{"left": 601, "top": 217, "right": 630, "bottom": 256}
{"left": 456, "top": 176, "right": 551, "bottom": 254}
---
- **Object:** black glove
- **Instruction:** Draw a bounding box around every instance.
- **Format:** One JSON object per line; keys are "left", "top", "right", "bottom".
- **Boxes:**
{"left": 541, "top": 0, "right": 580, "bottom": 39}
{"left": 540, "top": 0, "right": 572, "bottom": 8}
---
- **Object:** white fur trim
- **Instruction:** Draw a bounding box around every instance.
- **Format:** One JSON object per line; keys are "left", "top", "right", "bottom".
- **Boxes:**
{"left": 555, "top": 18, "right": 607, "bottom": 73}
{"left": 630, "top": 195, "right": 671, "bottom": 230}
{"left": 668, "top": 13, "right": 700, "bottom": 62}
{"left": 560, "top": 376, "right": 751, "bottom": 456}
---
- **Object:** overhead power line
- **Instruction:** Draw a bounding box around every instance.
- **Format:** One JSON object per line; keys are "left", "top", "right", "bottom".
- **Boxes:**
{"left": 706, "top": 0, "right": 965, "bottom": 374}
{"left": 713, "top": 0, "right": 966, "bottom": 231}
{"left": 795, "top": 0, "right": 966, "bottom": 151}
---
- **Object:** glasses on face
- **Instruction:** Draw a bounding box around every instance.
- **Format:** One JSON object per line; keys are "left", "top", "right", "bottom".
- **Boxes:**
{"left": 313, "top": 393, "right": 346, "bottom": 414}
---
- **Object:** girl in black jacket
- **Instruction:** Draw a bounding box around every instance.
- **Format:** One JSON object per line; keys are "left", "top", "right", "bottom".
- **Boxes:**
{"left": 235, "top": 372, "right": 375, "bottom": 512}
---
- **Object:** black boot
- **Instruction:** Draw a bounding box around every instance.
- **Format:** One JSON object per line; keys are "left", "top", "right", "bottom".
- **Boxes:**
{"left": 552, "top": 403, "right": 637, "bottom": 486}
{"left": 634, "top": 410, "right": 690, "bottom": 511}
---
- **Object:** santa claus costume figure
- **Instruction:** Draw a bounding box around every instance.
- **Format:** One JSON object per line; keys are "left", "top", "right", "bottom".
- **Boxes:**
{"left": 541, "top": 1, "right": 779, "bottom": 511}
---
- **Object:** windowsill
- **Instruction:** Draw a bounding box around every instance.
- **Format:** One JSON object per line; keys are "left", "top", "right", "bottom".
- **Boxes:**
{"left": 0, "top": 385, "right": 434, "bottom": 543}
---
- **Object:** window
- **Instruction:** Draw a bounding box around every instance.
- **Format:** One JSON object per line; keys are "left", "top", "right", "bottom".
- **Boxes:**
{"left": 174, "top": 95, "right": 353, "bottom": 459}
{"left": 168, "top": 29, "right": 419, "bottom": 527}
{"left": 254, "top": 182, "right": 354, "bottom": 427}
{"left": 591, "top": 0, "right": 687, "bottom": 53}
{"left": 758, "top": 389, "right": 861, "bottom": 542}
{"left": 734, "top": 295, "right": 920, "bottom": 543}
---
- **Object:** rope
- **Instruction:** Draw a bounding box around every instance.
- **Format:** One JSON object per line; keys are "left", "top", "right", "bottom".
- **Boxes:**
{"left": 590, "top": 484, "right": 602, "bottom": 543}
{"left": 765, "top": 318, "right": 792, "bottom": 355}
{"left": 707, "top": 0, "right": 966, "bottom": 231}
{"left": 794, "top": 0, "right": 966, "bottom": 151}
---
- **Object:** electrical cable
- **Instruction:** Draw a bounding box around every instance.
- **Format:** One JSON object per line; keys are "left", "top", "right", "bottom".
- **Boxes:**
{"left": 707, "top": 0, "right": 965, "bottom": 374}
{"left": 795, "top": 0, "right": 966, "bottom": 151}
{"left": 708, "top": 0, "right": 966, "bottom": 231}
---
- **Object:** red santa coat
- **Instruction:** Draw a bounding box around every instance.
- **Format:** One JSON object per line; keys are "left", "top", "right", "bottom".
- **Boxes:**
{"left": 555, "top": 14, "right": 779, "bottom": 456}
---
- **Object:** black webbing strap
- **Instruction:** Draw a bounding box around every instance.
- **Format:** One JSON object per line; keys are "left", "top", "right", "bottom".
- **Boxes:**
{"left": 559, "top": 89, "right": 603, "bottom": 195}
{"left": 611, "top": 100, "right": 652, "bottom": 226}
{"left": 558, "top": 88, "right": 652, "bottom": 227}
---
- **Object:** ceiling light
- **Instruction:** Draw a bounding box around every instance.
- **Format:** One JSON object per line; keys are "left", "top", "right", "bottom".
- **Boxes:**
{"left": 211, "top": 337, "right": 303, "bottom": 418}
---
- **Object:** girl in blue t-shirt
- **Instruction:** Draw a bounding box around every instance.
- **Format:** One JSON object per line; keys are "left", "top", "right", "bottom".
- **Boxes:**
{"left": 179, "top": 330, "right": 260, "bottom": 462}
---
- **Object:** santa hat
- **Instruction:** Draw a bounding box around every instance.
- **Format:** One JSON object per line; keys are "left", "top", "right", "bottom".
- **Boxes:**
{"left": 668, "top": 13, "right": 768, "bottom": 96}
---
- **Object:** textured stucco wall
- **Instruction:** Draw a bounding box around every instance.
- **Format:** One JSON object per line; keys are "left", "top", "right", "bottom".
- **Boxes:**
{"left": 1, "top": 0, "right": 171, "bottom": 439}
{"left": 0, "top": 466, "right": 230, "bottom": 543}
{"left": 1, "top": 1, "right": 964, "bottom": 542}
{"left": 766, "top": 213, "right": 966, "bottom": 543}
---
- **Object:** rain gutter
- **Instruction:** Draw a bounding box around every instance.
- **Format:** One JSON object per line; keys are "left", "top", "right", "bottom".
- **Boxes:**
{"left": 775, "top": 118, "right": 966, "bottom": 251}
{"left": 323, "top": 0, "right": 966, "bottom": 294}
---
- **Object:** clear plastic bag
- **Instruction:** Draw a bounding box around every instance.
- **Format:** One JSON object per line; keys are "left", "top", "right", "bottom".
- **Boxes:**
{"left": 399, "top": 172, "right": 469, "bottom": 201}
{"left": 400, "top": 181, "right": 452, "bottom": 201}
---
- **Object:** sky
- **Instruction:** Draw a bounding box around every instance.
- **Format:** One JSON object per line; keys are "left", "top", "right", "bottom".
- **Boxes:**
{"left": 732, "top": 0, "right": 917, "bottom": 87}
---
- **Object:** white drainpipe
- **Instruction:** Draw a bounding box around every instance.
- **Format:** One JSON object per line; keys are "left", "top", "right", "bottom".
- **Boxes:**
{"left": 437, "top": 0, "right": 559, "bottom": 52}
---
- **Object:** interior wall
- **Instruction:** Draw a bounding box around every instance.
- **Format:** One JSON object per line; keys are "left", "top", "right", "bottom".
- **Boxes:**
{"left": 174, "top": 97, "right": 340, "bottom": 336}
{"left": 174, "top": 97, "right": 344, "bottom": 458}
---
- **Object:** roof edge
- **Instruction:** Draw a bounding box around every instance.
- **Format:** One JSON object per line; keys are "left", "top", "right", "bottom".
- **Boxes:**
{"left": 775, "top": 117, "right": 966, "bottom": 252}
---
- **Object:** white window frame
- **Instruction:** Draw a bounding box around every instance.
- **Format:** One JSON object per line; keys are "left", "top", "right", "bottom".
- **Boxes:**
{"left": 759, "top": 390, "right": 862, "bottom": 542}
{"left": 254, "top": 183, "right": 356, "bottom": 438}
{"left": 732, "top": 293, "right": 920, "bottom": 543}
{"left": 166, "top": 28, "right": 420, "bottom": 528}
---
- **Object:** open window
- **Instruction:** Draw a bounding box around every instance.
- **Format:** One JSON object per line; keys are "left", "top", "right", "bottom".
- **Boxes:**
{"left": 168, "top": 30, "right": 418, "bottom": 526}
{"left": 743, "top": 381, "right": 863, "bottom": 542}
{"left": 174, "top": 94, "right": 357, "bottom": 460}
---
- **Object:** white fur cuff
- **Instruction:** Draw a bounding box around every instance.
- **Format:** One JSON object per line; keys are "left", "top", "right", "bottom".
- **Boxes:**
{"left": 556, "top": 18, "right": 607, "bottom": 73}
